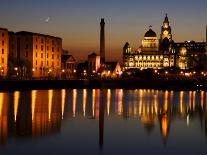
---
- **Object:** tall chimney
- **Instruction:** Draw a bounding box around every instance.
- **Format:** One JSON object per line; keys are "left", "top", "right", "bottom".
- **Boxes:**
{"left": 100, "top": 18, "right": 105, "bottom": 64}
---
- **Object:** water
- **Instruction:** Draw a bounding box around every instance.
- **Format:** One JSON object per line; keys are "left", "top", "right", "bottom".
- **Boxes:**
{"left": 0, "top": 89, "right": 207, "bottom": 155}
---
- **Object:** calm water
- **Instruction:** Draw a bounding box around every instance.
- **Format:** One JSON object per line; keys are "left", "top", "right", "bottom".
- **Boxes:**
{"left": 0, "top": 89, "right": 207, "bottom": 155}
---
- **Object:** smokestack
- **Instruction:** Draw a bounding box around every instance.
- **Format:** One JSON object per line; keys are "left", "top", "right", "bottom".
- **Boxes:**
{"left": 100, "top": 18, "right": 105, "bottom": 64}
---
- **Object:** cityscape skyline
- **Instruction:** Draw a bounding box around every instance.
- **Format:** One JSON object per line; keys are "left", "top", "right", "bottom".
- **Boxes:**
{"left": 0, "top": 0, "right": 207, "bottom": 61}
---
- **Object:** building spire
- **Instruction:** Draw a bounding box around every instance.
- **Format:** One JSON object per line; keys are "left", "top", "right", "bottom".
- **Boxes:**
{"left": 164, "top": 13, "right": 169, "bottom": 23}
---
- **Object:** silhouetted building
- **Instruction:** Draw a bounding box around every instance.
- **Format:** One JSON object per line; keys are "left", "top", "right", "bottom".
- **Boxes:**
{"left": 100, "top": 18, "right": 105, "bottom": 64}
{"left": 61, "top": 52, "right": 76, "bottom": 79}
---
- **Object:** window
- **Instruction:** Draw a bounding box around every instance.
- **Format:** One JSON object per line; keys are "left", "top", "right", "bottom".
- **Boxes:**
{"left": 52, "top": 61, "right": 54, "bottom": 66}
{"left": 52, "top": 47, "right": 54, "bottom": 52}
{"left": 26, "top": 51, "right": 28, "bottom": 57}
{"left": 25, "top": 44, "right": 28, "bottom": 49}
{"left": 2, "top": 49, "right": 4, "bottom": 54}
{"left": 36, "top": 52, "right": 37, "bottom": 57}
{"left": 47, "top": 53, "right": 48, "bottom": 58}
{"left": 52, "top": 54, "right": 54, "bottom": 59}
{"left": 2, "top": 58, "right": 4, "bottom": 64}
{"left": 2, "top": 33, "right": 4, "bottom": 37}
{"left": 36, "top": 45, "right": 37, "bottom": 49}
{"left": 41, "top": 45, "right": 43, "bottom": 51}
{"left": 47, "top": 61, "right": 48, "bottom": 66}
{"left": 41, "top": 61, "right": 43, "bottom": 66}
{"left": 41, "top": 53, "right": 43, "bottom": 58}
{"left": 36, "top": 60, "right": 37, "bottom": 65}
{"left": 2, "top": 41, "right": 4, "bottom": 46}
{"left": 47, "top": 46, "right": 49, "bottom": 50}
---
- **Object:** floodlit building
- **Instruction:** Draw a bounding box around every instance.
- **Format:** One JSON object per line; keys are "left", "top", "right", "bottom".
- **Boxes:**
{"left": 61, "top": 52, "right": 76, "bottom": 79}
{"left": 0, "top": 28, "right": 9, "bottom": 77}
{"left": 88, "top": 52, "right": 100, "bottom": 74}
{"left": 14, "top": 31, "right": 62, "bottom": 78}
{"left": 123, "top": 14, "right": 206, "bottom": 70}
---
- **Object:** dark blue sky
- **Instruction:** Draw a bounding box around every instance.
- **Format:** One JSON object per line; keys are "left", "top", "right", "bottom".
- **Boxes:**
{"left": 0, "top": 0, "right": 207, "bottom": 61}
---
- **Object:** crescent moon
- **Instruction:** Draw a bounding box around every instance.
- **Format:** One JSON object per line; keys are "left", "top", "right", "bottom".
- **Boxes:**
{"left": 45, "top": 17, "right": 50, "bottom": 22}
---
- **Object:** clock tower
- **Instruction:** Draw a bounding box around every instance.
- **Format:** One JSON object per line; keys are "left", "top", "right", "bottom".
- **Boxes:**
{"left": 161, "top": 14, "right": 172, "bottom": 42}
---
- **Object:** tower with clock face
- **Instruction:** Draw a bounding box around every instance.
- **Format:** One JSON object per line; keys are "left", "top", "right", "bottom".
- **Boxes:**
{"left": 161, "top": 14, "right": 172, "bottom": 42}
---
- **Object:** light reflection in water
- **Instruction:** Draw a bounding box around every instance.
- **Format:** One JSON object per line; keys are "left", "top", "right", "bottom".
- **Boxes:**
{"left": 72, "top": 89, "right": 77, "bottom": 117}
{"left": 83, "top": 89, "right": 87, "bottom": 117}
{"left": 92, "top": 89, "right": 95, "bottom": 118}
{"left": 117, "top": 89, "right": 123, "bottom": 115}
{"left": 0, "top": 89, "right": 206, "bottom": 150}
{"left": 201, "top": 91, "right": 204, "bottom": 109}
{"left": 0, "top": 93, "right": 7, "bottom": 144}
{"left": 14, "top": 91, "right": 20, "bottom": 122}
{"left": 31, "top": 90, "right": 36, "bottom": 121}
{"left": 0, "top": 93, "right": 4, "bottom": 116}
{"left": 61, "top": 89, "right": 66, "bottom": 119}
{"left": 107, "top": 89, "right": 111, "bottom": 116}
{"left": 179, "top": 91, "right": 184, "bottom": 114}
{"left": 48, "top": 90, "right": 53, "bottom": 121}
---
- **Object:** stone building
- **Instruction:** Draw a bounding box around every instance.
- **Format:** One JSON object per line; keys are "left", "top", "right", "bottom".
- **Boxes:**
{"left": 123, "top": 14, "right": 206, "bottom": 70}
{"left": 0, "top": 28, "right": 9, "bottom": 77}
{"left": 13, "top": 31, "right": 62, "bottom": 78}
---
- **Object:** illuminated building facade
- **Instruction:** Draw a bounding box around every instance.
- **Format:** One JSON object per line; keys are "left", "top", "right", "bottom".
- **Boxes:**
{"left": 0, "top": 28, "right": 9, "bottom": 76}
{"left": 14, "top": 31, "right": 62, "bottom": 78}
{"left": 88, "top": 52, "right": 100, "bottom": 74}
{"left": 123, "top": 14, "right": 207, "bottom": 70}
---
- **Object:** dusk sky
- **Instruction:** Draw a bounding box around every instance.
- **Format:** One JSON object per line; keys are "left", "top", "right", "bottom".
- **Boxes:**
{"left": 0, "top": 0, "right": 207, "bottom": 61}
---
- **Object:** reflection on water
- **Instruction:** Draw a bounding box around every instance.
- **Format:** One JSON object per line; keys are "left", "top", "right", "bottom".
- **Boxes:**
{"left": 0, "top": 89, "right": 207, "bottom": 154}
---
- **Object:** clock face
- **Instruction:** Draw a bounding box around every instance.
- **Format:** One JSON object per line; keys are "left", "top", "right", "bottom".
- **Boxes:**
{"left": 163, "top": 30, "right": 168, "bottom": 35}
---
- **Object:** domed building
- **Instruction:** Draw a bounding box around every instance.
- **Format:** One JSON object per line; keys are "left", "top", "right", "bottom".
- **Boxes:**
{"left": 123, "top": 14, "right": 176, "bottom": 70}
{"left": 123, "top": 14, "right": 207, "bottom": 70}
{"left": 141, "top": 26, "right": 159, "bottom": 53}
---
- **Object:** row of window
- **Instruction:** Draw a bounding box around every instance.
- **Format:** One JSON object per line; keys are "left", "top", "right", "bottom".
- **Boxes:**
{"left": 35, "top": 60, "right": 59, "bottom": 67}
{"left": 128, "top": 62, "right": 162, "bottom": 68}
{"left": 24, "top": 44, "right": 60, "bottom": 52}
{"left": 25, "top": 51, "right": 60, "bottom": 59}
{"left": 127, "top": 55, "right": 164, "bottom": 61}
{"left": 35, "top": 37, "right": 60, "bottom": 46}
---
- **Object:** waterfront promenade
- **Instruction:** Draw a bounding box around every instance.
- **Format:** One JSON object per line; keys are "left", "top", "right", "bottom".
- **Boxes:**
{"left": 0, "top": 78, "right": 205, "bottom": 91}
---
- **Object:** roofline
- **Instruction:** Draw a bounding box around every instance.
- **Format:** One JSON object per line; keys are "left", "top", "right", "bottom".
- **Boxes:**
{"left": 0, "top": 27, "right": 8, "bottom": 31}
{"left": 15, "top": 31, "right": 62, "bottom": 40}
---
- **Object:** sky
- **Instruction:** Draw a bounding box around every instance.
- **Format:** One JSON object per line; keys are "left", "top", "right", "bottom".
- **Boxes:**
{"left": 0, "top": 0, "right": 207, "bottom": 61}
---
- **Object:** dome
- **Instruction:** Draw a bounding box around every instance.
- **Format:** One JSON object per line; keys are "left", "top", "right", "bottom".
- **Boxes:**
{"left": 144, "top": 28, "right": 157, "bottom": 37}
